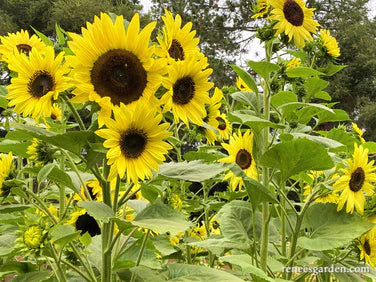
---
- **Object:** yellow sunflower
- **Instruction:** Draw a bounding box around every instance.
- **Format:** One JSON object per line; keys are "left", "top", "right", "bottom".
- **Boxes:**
{"left": 66, "top": 209, "right": 101, "bottom": 237}
{"left": 286, "top": 57, "right": 301, "bottom": 69}
{"left": 219, "top": 129, "right": 258, "bottom": 191}
{"left": 334, "top": 144, "right": 376, "bottom": 215}
{"left": 67, "top": 13, "right": 165, "bottom": 127}
{"left": 303, "top": 171, "right": 339, "bottom": 203}
{"left": 73, "top": 179, "right": 103, "bottom": 202}
{"left": 236, "top": 76, "right": 253, "bottom": 92}
{"left": 320, "top": 29, "right": 340, "bottom": 58}
{"left": 26, "top": 138, "right": 55, "bottom": 166}
{"left": 95, "top": 102, "right": 172, "bottom": 183}
{"left": 0, "top": 152, "right": 14, "bottom": 197}
{"left": 156, "top": 9, "right": 201, "bottom": 63}
{"left": 269, "top": 0, "right": 319, "bottom": 48}
{"left": 6, "top": 46, "right": 70, "bottom": 120}
{"left": 358, "top": 231, "right": 376, "bottom": 268}
{"left": 252, "top": 0, "right": 271, "bottom": 18}
{"left": 209, "top": 216, "right": 221, "bottom": 235}
{"left": 161, "top": 58, "right": 213, "bottom": 126}
{"left": 191, "top": 224, "right": 207, "bottom": 240}
{"left": 205, "top": 87, "right": 223, "bottom": 145}
{"left": 216, "top": 113, "right": 232, "bottom": 140}
{"left": 0, "top": 29, "right": 46, "bottom": 62}
{"left": 352, "top": 122, "right": 365, "bottom": 143}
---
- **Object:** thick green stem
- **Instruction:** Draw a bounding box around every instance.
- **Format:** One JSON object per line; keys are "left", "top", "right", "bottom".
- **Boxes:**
{"left": 49, "top": 243, "right": 67, "bottom": 282}
{"left": 130, "top": 230, "right": 150, "bottom": 282}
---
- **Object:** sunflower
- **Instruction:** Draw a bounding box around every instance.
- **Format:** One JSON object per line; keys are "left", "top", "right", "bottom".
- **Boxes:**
{"left": 73, "top": 179, "right": 103, "bottom": 202}
{"left": 219, "top": 129, "right": 258, "bottom": 190}
{"left": 320, "top": 29, "right": 340, "bottom": 58}
{"left": 170, "top": 194, "right": 183, "bottom": 211}
{"left": 204, "top": 87, "right": 223, "bottom": 145}
{"left": 286, "top": 57, "right": 301, "bottom": 69}
{"left": 236, "top": 76, "right": 253, "bottom": 92}
{"left": 27, "top": 138, "right": 55, "bottom": 166}
{"left": 252, "top": 0, "right": 271, "bottom": 18}
{"left": 0, "top": 152, "right": 14, "bottom": 197}
{"left": 95, "top": 102, "right": 172, "bottom": 183}
{"left": 6, "top": 46, "right": 70, "bottom": 120}
{"left": 352, "top": 122, "right": 365, "bottom": 143}
{"left": 67, "top": 13, "right": 165, "bottom": 127}
{"left": 269, "top": 0, "right": 319, "bottom": 48}
{"left": 303, "top": 171, "right": 339, "bottom": 203}
{"left": 358, "top": 231, "right": 376, "bottom": 268}
{"left": 216, "top": 113, "right": 232, "bottom": 140}
{"left": 161, "top": 58, "right": 213, "bottom": 126}
{"left": 191, "top": 224, "right": 207, "bottom": 240}
{"left": 209, "top": 216, "right": 221, "bottom": 235}
{"left": 334, "top": 144, "right": 376, "bottom": 215}
{"left": 156, "top": 9, "right": 201, "bottom": 63}
{"left": 0, "top": 29, "right": 46, "bottom": 62}
{"left": 67, "top": 209, "right": 101, "bottom": 237}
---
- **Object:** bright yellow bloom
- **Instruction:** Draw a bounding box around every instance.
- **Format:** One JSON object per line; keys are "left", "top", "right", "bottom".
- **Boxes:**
{"left": 26, "top": 138, "right": 54, "bottom": 166}
{"left": 286, "top": 57, "right": 301, "bottom": 69}
{"left": 205, "top": 87, "right": 223, "bottom": 145}
{"left": 269, "top": 0, "right": 320, "bottom": 48}
{"left": 0, "top": 152, "right": 13, "bottom": 197}
{"left": 73, "top": 179, "right": 103, "bottom": 202}
{"left": 252, "top": 0, "right": 271, "bottom": 18}
{"left": 191, "top": 224, "right": 207, "bottom": 240}
{"left": 23, "top": 225, "right": 44, "bottom": 249}
{"left": 320, "top": 29, "right": 340, "bottom": 58}
{"left": 209, "top": 216, "right": 221, "bottom": 235}
{"left": 352, "top": 122, "right": 365, "bottom": 143}
{"left": 334, "top": 144, "right": 376, "bottom": 215}
{"left": 170, "top": 194, "right": 183, "bottom": 211}
{"left": 236, "top": 76, "right": 253, "bottom": 92}
{"left": 358, "top": 231, "right": 376, "bottom": 268}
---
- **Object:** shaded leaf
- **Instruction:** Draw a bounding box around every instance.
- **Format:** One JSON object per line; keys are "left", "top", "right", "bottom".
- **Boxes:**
{"left": 78, "top": 201, "right": 114, "bottom": 223}
{"left": 247, "top": 60, "right": 279, "bottom": 80}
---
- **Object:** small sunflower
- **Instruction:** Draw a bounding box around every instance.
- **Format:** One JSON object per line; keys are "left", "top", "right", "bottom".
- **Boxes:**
{"left": 170, "top": 194, "right": 183, "bottom": 211}
{"left": 286, "top": 57, "right": 301, "bottom": 69}
{"left": 191, "top": 224, "right": 207, "bottom": 240}
{"left": 219, "top": 129, "right": 258, "bottom": 191}
{"left": 236, "top": 76, "right": 253, "bottom": 92}
{"left": 26, "top": 138, "right": 55, "bottom": 166}
{"left": 252, "top": 0, "right": 271, "bottom": 18}
{"left": 204, "top": 87, "right": 223, "bottom": 145}
{"left": 0, "top": 152, "right": 14, "bottom": 197}
{"left": 269, "top": 0, "right": 319, "bottom": 48}
{"left": 73, "top": 179, "right": 103, "bottom": 202}
{"left": 352, "top": 122, "right": 365, "bottom": 143}
{"left": 67, "top": 13, "right": 165, "bottom": 127}
{"left": 216, "top": 113, "right": 232, "bottom": 141}
{"left": 209, "top": 216, "right": 221, "bottom": 235}
{"left": 358, "top": 231, "right": 376, "bottom": 268}
{"left": 0, "top": 29, "right": 46, "bottom": 62}
{"left": 320, "top": 29, "right": 340, "bottom": 58}
{"left": 303, "top": 171, "right": 338, "bottom": 203}
{"left": 67, "top": 209, "right": 101, "bottom": 237}
{"left": 334, "top": 144, "right": 376, "bottom": 215}
{"left": 169, "top": 232, "right": 184, "bottom": 245}
{"left": 6, "top": 46, "right": 70, "bottom": 120}
{"left": 161, "top": 58, "right": 213, "bottom": 126}
{"left": 95, "top": 102, "right": 172, "bottom": 183}
{"left": 156, "top": 9, "right": 201, "bottom": 63}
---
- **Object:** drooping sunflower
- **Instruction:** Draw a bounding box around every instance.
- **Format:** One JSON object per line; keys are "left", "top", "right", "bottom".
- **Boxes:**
{"left": 216, "top": 113, "right": 232, "bottom": 141}
{"left": 320, "top": 29, "right": 340, "bottom": 58}
{"left": 161, "top": 58, "right": 213, "bottom": 126}
{"left": 0, "top": 29, "right": 46, "bottom": 62}
{"left": 73, "top": 179, "right": 103, "bottom": 202}
{"left": 204, "top": 87, "right": 223, "bottom": 145}
{"left": 156, "top": 9, "right": 201, "bottom": 63}
{"left": 269, "top": 0, "right": 319, "bottom": 48}
{"left": 67, "top": 209, "right": 101, "bottom": 237}
{"left": 6, "top": 46, "right": 70, "bottom": 120}
{"left": 358, "top": 231, "right": 376, "bottom": 268}
{"left": 286, "top": 57, "right": 301, "bottom": 69}
{"left": 27, "top": 138, "right": 55, "bottom": 166}
{"left": 219, "top": 129, "right": 258, "bottom": 191}
{"left": 95, "top": 102, "right": 172, "bottom": 183}
{"left": 252, "top": 0, "right": 271, "bottom": 18}
{"left": 352, "top": 122, "right": 365, "bottom": 143}
{"left": 0, "top": 152, "right": 14, "bottom": 197}
{"left": 334, "top": 144, "right": 376, "bottom": 215}
{"left": 67, "top": 13, "right": 165, "bottom": 127}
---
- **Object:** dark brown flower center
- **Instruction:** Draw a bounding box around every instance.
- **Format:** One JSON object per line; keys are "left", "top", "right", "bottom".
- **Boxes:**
{"left": 283, "top": 0, "right": 304, "bottom": 26}
{"left": 216, "top": 116, "right": 226, "bottom": 130}
{"left": 76, "top": 213, "right": 101, "bottom": 236}
{"left": 364, "top": 239, "right": 371, "bottom": 255}
{"left": 172, "top": 76, "right": 195, "bottom": 105}
{"left": 91, "top": 49, "right": 147, "bottom": 106}
{"left": 16, "top": 44, "right": 32, "bottom": 55}
{"left": 236, "top": 149, "right": 252, "bottom": 169}
{"left": 168, "top": 39, "right": 184, "bottom": 61}
{"left": 120, "top": 129, "right": 147, "bottom": 158}
{"left": 212, "top": 220, "right": 220, "bottom": 230}
{"left": 28, "top": 71, "right": 55, "bottom": 98}
{"left": 349, "top": 167, "right": 365, "bottom": 192}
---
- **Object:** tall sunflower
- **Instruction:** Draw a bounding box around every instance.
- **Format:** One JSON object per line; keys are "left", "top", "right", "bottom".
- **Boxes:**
{"left": 219, "top": 129, "right": 258, "bottom": 190}
{"left": 0, "top": 30, "right": 46, "bottom": 62}
{"left": 205, "top": 87, "right": 223, "bottom": 145}
{"left": 95, "top": 102, "right": 172, "bottom": 183}
{"left": 6, "top": 46, "right": 70, "bottom": 120}
{"left": 320, "top": 29, "right": 340, "bottom": 58}
{"left": 269, "top": 0, "right": 319, "bottom": 48}
{"left": 161, "top": 58, "right": 213, "bottom": 126}
{"left": 156, "top": 9, "right": 201, "bottom": 63}
{"left": 67, "top": 13, "right": 165, "bottom": 127}
{"left": 334, "top": 144, "right": 376, "bottom": 215}
{"left": 358, "top": 231, "right": 376, "bottom": 268}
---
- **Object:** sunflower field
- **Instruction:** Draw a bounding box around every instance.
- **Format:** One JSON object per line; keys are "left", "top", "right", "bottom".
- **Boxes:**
{"left": 1, "top": 0, "right": 376, "bottom": 281}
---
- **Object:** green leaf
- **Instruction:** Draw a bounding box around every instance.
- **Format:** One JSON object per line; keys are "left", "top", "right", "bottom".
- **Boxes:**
{"left": 231, "top": 91, "right": 261, "bottom": 112}
{"left": 288, "top": 133, "right": 345, "bottom": 149}
{"left": 9, "top": 271, "right": 51, "bottom": 282}
{"left": 0, "top": 140, "right": 32, "bottom": 158}
{"left": 183, "top": 150, "right": 225, "bottom": 163}
{"left": 244, "top": 177, "right": 277, "bottom": 210}
{"left": 189, "top": 237, "right": 249, "bottom": 250}
{"left": 50, "top": 225, "right": 80, "bottom": 247}
{"left": 319, "top": 63, "right": 347, "bottom": 76}
{"left": 286, "top": 67, "right": 325, "bottom": 77}
{"left": 55, "top": 23, "right": 65, "bottom": 45}
{"left": 159, "top": 160, "right": 227, "bottom": 182}
{"left": 31, "top": 27, "right": 53, "bottom": 46}
{"left": 79, "top": 232, "right": 92, "bottom": 247}
{"left": 362, "top": 142, "right": 376, "bottom": 154}
{"left": 260, "top": 138, "right": 334, "bottom": 180}
{"left": 317, "top": 109, "right": 350, "bottom": 124}
{"left": 132, "top": 199, "right": 192, "bottom": 235}
{"left": 298, "top": 203, "right": 375, "bottom": 251}
{"left": 229, "top": 111, "right": 285, "bottom": 131}
{"left": 314, "top": 91, "right": 332, "bottom": 101}
{"left": 325, "top": 128, "right": 357, "bottom": 151}
{"left": 247, "top": 60, "right": 280, "bottom": 80}
{"left": 129, "top": 266, "right": 166, "bottom": 282}
{"left": 0, "top": 261, "right": 37, "bottom": 275}
{"left": 37, "top": 163, "right": 55, "bottom": 184}
{"left": 0, "top": 96, "right": 8, "bottom": 108}
{"left": 0, "top": 85, "right": 7, "bottom": 96}
{"left": 230, "top": 65, "right": 258, "bottom": 94}
{"left": 140, "top": 183, "right": 163, "bottom": 203}
{"left": 271, "top": 91, "right": 297, "bottom": 107}
{"left": 0, "top": 204, "right": 31, "bottom": 213}
{"left": 304, "top": 77, "right": 329, "bottom": 98}
{"left": 219, "top": 254, "right": 273, "bottom": 281}
{"left": 78, "top": 202, "right": 114, "bottom": 223}
{"left": 168, "top": 263, "right": 244, "bottom": 282}
{"left": 279, "top": 102, "right": 334, "bottom": 115}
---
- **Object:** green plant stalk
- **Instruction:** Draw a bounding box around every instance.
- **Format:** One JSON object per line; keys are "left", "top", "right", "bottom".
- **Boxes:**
{"left": 61, "top": 93, "right": 86, "bottom": 131}
{"left": 49, "top": 243, "right": 67, "bottom": 282}
{"left": 61, "top": 260, "right": 92, "bottom": 282}
{"left": 130, "top": 229, "right": 151, "bottom": 282}
{"left": 280, "top": 183, "right": 287, "bottom": 257}
{"left": 203, "top": 183, "right": 214, "bottom": 267}
{"left": 69, "top": 243, "right": 97, "bottom": 281}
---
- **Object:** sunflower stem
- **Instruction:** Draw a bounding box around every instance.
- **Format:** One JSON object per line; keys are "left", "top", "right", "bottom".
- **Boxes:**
{"left": 130, "top": 229, "right": 150, "bottom": 282}
{"left": 61, "top": 93, "right": 86, "bottom": 131}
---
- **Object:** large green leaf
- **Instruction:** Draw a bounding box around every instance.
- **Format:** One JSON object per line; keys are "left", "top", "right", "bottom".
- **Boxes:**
{"left": 0, "top": 204, "right": 31, "bottom": 214}
{"left": 230, "top": 65, "right": 258, "bottom": 94}
{"left": 129, "top": 266, "right": 166, "bottom": 282}
{"left": 260, "top": 138, "right": 334, "bottom": 180}
{"left": 271, "top": 91, "right": 297, "bottom": 107}
{"left": 304, "top": 77, "right": 329, "bottom": 98}
{"left": 132, "top": 199, "right": 192, "bottom": 235}
{"left": 168, "top": 263, "right": 244, "bottom": 282}
{"left": 279, "top": 102, "right": 334, "bottom": 115}
{"left": 78, "top": 201, "right": 114, "bottom": 223}
{"left": 298, "top": 203, "right": 375, "bottom": 251}
{"left": 231, "top": 91, "right": 262, "bottom": 112}
{"left": 229, "top": 111, "right": 284, "bottom": 132}
{"left": 317, "top": 109, "right": 350, "bottom": 124}
{"left": 158, "top": 160, "right": 227, "bottom": 182}
{"left": 244, "top": 177, "right": 277, "bottom": 210}
{"left": 50, "top": 225, "right": 80, "bottom": 247}
{"left": 318, "top": 63, "right": 347, "bottom": 76}
{"left": 286, "top": 67, "right": 324, "bottom": 77}
{"left": 189, "top": 237, "right": 249, "bottom": 250}
{"left": 247, "top": 60, "right": 279, "bottom": 80}
{"left": 286, "top": 133, "right": 344, "bottom": 149}
{"left": 0, "top": 140, "right": 32, "bottom": 158}
{"left": 9, "top": 271, "right": 51, "bottom": 282}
